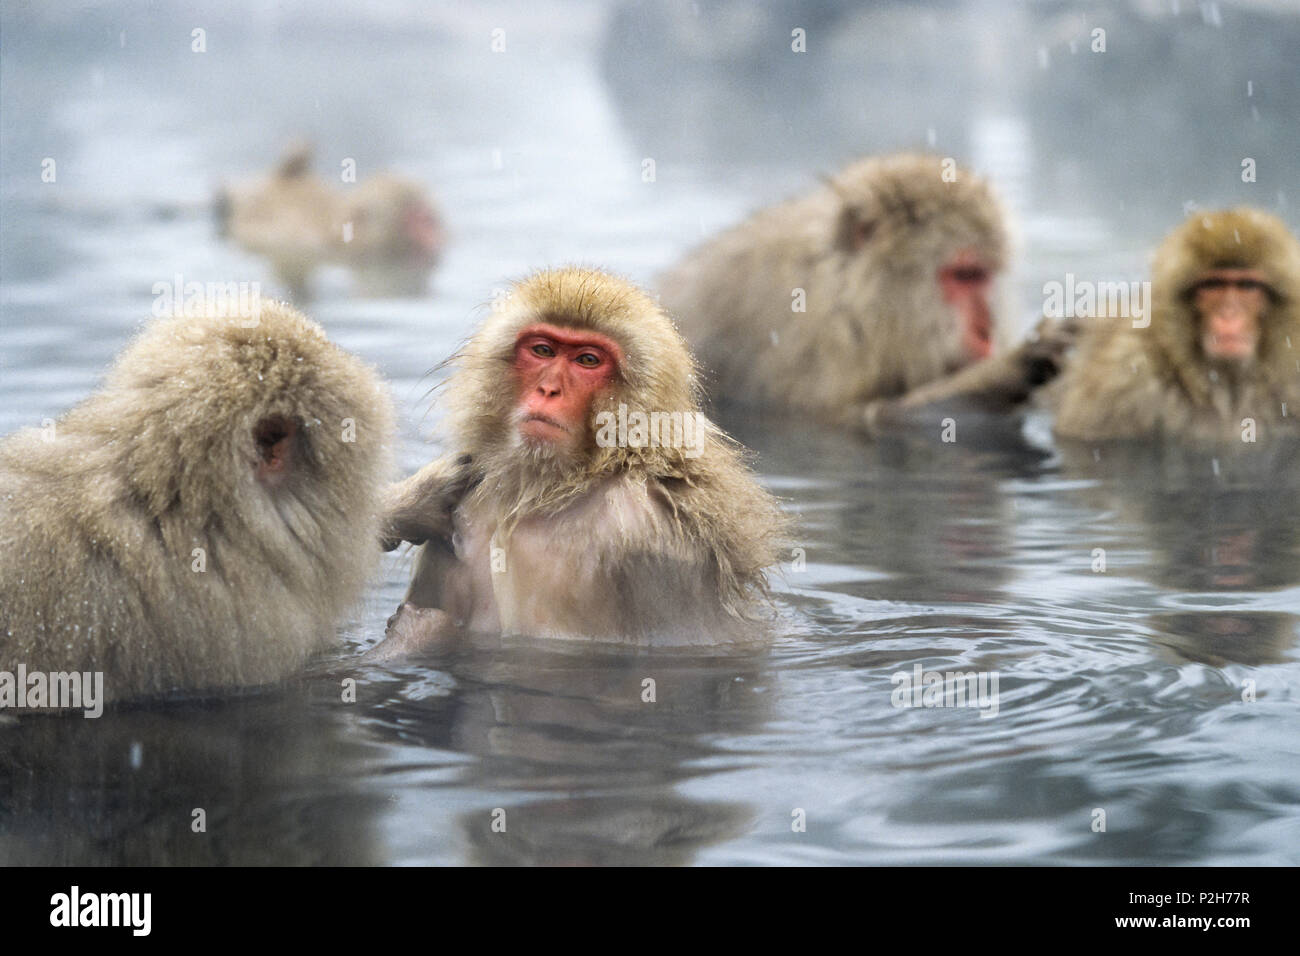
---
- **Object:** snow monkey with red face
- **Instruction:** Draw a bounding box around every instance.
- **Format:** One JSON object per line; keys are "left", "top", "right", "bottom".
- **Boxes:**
{"left": 658, "top": 153, "right": 1074, "bottom": 434}
{"left": 375, "top": 268, "right": 789, "bottom": 656}
{"left": 1055, "top": 208, "right": 1300, "bottom": 444}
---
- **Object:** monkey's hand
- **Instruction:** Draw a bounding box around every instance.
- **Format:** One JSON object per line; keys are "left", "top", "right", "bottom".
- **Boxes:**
{"left": 863, "top": 318, "right": 1080, "bottom": 432}
{"left": 1010, "top": 315, "right": 1080, "bottom": 391}
{"left": 362, "top": 603, "right": 459, "bottom": 661}
{"left": 380, "top": 453, "right": 475, "bottom": 551}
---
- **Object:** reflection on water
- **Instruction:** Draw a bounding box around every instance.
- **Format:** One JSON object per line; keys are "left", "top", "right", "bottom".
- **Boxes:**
{"left": 2, "top": 0, "right": 1299, "bottom": 865}
{"left": 0, "top": 686, "right": 387, "bottom": 865}
{"left": 1058, "top": 441, "right": 1300, "bottom": 672}
{"left": 355, "top": 641, "right": 770, "bottom": 864}
{"left": 461, "top": 796, "right": 753, "bottom": 867}
{"left": 1151, "top": 613, "right": 1296, "bottom": 668}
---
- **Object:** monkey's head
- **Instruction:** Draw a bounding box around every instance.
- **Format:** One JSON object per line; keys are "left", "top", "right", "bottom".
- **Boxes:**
{"left": 338, "top": 176, "right": 444, "bottom": 268}
{"left": 1152, "top": 209, "right": 1300, "bottom": 385}
{"left": 827, "top": 153, "right": 1008, "bottom": 374}
{"left": 447, "top": 268, "right": 711, "bottom": 509}
{"left": 90, "top": 303, "right": 395, "bottom": 590}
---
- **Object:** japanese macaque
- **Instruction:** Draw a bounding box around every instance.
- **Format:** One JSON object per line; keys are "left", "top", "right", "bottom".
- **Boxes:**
{"left": 657, "top": 153, "right": 1073, "bottom": 434}
{"left": 337, "top": 174, "right": 445, "bottom": 296}
{"left": 0, "top": 303, "right": 395, "bottom": 704}
{"left": 1055, "top": 208, "right": 1300, "bottom": 443}
{"left": 216, "top": 143, "right": 340, "bottom": 299}
{"left": 216, "top": 144, "right": 444, "bottom": 299}
{"left": 372, "top": 267, "right": 788, "bottom": 657}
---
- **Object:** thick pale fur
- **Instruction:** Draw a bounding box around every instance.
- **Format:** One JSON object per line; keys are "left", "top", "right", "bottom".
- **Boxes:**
{"left": 658, "top": 153, "right": 1008, "bottom": 424}
{"left": 1055, "top": 208, "right": 1300, "bottom": 443}
{"left": 394, "top": 267, "right": 788, "bottom": 645}
{"left": 0, "top": 303, "right": 395, "bottom": 701}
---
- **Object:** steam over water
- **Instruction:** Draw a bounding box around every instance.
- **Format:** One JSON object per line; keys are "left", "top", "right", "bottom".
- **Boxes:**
{"left": 2, "top": 0, "right": 1299, "bottom": 865}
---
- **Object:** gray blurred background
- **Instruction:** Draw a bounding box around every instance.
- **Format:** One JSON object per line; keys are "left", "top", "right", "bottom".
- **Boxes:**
{"left": 3, "top": 0, "right": 1298, "bottom": 440}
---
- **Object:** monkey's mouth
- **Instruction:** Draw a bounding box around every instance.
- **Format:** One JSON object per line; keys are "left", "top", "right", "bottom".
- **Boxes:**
{"left": 957, "top": 306, "right": 994, "bottom": 362}
{"left": 1205, "top": 335, "right": 1256, "bottom": 361}
{"left": 518, "top": 414, "right": 571, "bottom": 440}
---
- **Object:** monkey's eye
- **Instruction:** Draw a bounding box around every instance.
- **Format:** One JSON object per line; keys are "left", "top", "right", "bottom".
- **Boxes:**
{"left": 531, "top": 343, "right": 556, "bottom": 358}
{"left": 1194, "top": 277, "right": 1270, "bottom": 295}
{"left": 575, "top": 352, "right": 602, "bottom": 368}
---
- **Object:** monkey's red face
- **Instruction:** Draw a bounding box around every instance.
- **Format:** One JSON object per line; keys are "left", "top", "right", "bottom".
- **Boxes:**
{"left": 938, "top": 251, "right": 995, "bottom": 362}
{"left": 512, "top": 323, "right": 621, "bottom": 449}
{"left": 402, "top": 201, "right": 443, "bottom": 263}
{"left": 1194, "top": 268, "right": 1269, "bottom": 363}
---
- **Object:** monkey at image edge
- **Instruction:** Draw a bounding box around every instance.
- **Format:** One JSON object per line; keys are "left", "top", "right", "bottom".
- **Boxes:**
{"left": 0, "top": 304, "right": 396, "bottom": 703}
{"left": 1054, "top": 207, "right": 1300, "bottom": 445}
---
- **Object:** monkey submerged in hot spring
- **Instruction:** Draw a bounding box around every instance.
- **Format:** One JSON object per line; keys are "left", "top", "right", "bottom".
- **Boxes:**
{"left": 373, "top": 268, "right": 789, "bottom": 657}
{"left": 658, "top": 153, "right": 1075, "bottom": 434}
{"left": 1055, "top": 208, "right": 1300, "bottom": 444}
{"left": 0, "top": 304, "right": 395, "bottom": 704}
{"left": 216, "top": 143, "right": 444, "bottom": 299}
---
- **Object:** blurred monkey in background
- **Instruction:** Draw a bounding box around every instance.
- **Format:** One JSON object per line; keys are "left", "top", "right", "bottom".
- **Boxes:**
{"left": 1055, "top": 208, "right": 1300, "bottom": 444}
{"left": 216, "top": 143, "right": 444, "bottom": 299}
{"left": 658, "top": 153, "right": 1073, "bottom": 434}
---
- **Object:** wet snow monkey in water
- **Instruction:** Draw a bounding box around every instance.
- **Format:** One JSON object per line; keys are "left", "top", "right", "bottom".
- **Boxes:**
{"left": 215, "top": 144, "right": 340, "bottom": 299}
{"left": 658, "top": 153, "right": 1073, "bottom": 433}
{"left": 373, "top": 268, "right": 788, "bottom": 656}
{"left": 216, "top": 143, "right": 444, "bottom": 299}
{"left": 0, "top": 304, "right": 395, "bottom": 704}
{"left": 1055, "top": 208, "right": 1300, "bottom": 443}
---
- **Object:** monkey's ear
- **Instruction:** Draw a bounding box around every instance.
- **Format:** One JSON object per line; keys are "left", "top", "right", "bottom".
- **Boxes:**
{"left": 834, "top": 206, "right": 876, "bottom": 253}
{"left": 254, "top": 415, "right": 299, "bottom": 487}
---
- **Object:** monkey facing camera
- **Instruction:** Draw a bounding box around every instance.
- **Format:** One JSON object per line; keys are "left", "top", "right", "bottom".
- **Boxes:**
{"left": 1055, "top": 208, "right": 1300, "bottom": 444}
{"left": 373, "top": 267, "right": 790, "bottom": 657}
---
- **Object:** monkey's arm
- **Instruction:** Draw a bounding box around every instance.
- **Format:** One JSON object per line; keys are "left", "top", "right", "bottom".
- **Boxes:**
{"left": 380, "top": 453, "right": 475, "bottom": 551}
{"left": 371, "top": 509, "right": 478, "bottom": 658}
{"left": 863, "top": 318, "right": 1078, "bottom": 433}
